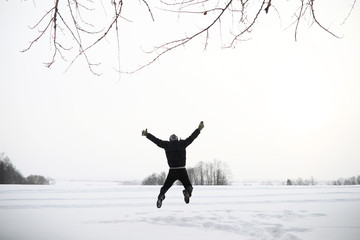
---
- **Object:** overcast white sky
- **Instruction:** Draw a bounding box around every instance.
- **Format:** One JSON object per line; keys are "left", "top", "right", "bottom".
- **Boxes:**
{"left": 1, "top": 1, "right": 359, "bottom": 182}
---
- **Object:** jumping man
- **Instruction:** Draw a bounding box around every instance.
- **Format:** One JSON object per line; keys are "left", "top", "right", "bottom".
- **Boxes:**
{"left": 142, "top": 121, "right": 204, "bottom": 208}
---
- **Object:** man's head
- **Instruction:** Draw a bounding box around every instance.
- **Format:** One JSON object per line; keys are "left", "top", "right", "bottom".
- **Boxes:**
{"left": 169, "top": 134, "right": 178, "bottom": 141}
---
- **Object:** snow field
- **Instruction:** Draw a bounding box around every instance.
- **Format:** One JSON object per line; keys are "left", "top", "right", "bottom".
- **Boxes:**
{"left": 0, "top": 182, "right": 359, "bottom": 240}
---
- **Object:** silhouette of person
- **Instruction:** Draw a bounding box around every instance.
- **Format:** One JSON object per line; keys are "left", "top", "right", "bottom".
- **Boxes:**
{"left": 142, "top": 121, "right": 204, "bottom": 208}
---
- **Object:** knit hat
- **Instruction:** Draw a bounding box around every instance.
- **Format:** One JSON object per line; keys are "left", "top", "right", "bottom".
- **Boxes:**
{"left": 169, "top": 134, "right": 178, "bottom": 141}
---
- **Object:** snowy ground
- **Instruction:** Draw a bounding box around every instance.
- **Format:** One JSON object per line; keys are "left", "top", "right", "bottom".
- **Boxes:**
{"left": 1, "top": 182, "right": 359, "bottom": 240}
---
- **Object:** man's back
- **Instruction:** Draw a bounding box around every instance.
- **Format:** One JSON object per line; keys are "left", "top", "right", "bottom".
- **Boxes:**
{"left": 164, "top": 140, "right": 187, "bottom": 168}
{"left": 146, "top": 128, "right": 201, "bottom": 168}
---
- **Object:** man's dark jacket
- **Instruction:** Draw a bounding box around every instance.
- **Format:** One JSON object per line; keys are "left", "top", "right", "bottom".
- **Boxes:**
{"left": 146, "top": 129, "right": 200, "bottom": 168}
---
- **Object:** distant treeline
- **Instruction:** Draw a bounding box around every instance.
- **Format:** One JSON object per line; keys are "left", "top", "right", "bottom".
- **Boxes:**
{"left": 286, "top": 176, "right": 360, "bottom": 186}
{"left": 286, "top": 177, "right": 317, "bottom": 186}
{"left": 142, "top": 159, "right": 231, "bottom": 185}
{"left": 330, "top": 176, "right": 360, "bottom": 185}
{"left": 0, "top": 153, "right": 54, "bottom": 185}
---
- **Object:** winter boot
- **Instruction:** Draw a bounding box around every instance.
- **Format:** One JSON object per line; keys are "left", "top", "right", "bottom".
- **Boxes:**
{"left": 183, "top": 190, "right": 191, "bottom": 204}
{"left": 156, "top": 194, "right": 165, "bottom": 208}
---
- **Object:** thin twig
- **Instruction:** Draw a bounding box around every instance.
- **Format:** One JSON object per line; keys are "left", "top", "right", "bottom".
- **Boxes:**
{"left": 125, "top": 0, "right": 234, "bottom": 73}
{"left": 295, "top": 0, "right": 305, "bottom": 42}
{"left": 309, "top": 0, "right": 340, "bottom": 39}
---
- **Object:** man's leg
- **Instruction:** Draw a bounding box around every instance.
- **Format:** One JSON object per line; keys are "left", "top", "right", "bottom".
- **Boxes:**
{"left": 157, "top": 170, "right": 177, "bottom": 208}
{"left": 179, "top": 168, "right": 193, "bottom": 194}
{"left": 159, "top": 169, "right": 177, "bottom": 196}
{"left": 179, "top": 169, "right": 193, "bottom": 204}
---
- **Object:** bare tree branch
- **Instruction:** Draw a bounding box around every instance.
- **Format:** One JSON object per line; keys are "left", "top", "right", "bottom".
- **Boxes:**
{"left": 228, "top": 0, "right": 266, "bottom": 48}
{"left": 45, "top": 0, "right": 60, "bottom": 68}
{"left": 309, "top": 0, "right": 341, "bottom": 39}
{"left": 20, "top": 0, "right": 357, "bottom": 75}
{"left": 125, "top": 0, "right": 234, "bottom": 74}
{"left": 264, "top": 0, "right": 271, "bottom": 14}
{"left": 141, "top": 0, "right": 155, "bottom": 21}
{"left": 21, "top": 8, "right": 55, "bottom": 53}
{"left": 294, "top": 0, "right": 305, "bottom": 42}
{"left": 342, "top": 0, "right": 357, "bottom": 25}
{"left": 58, "top": 10, "right": 100, "bottom": 75}
{"left": 113, "top": 0, "right": 122, "bottom": 78}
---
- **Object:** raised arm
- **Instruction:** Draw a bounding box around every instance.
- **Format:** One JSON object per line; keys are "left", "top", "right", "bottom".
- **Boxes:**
{"left": 142, "top": 129, "right": 166, "bottom": 149}
{"left": 184, "top": 121, "right": 204, "bottom": 147}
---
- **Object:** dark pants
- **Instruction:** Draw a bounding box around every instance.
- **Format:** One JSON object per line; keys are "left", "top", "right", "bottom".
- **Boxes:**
{"left": 159, "top": 168, "right": 193, "bottom": 197}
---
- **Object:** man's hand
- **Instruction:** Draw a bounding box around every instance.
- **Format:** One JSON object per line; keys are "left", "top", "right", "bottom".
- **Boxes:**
{"left": 142, "top": 129, "right": 148, "bottom": 136}
{"left": 198, "top": 121, "right": 204, "bottom": 131}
